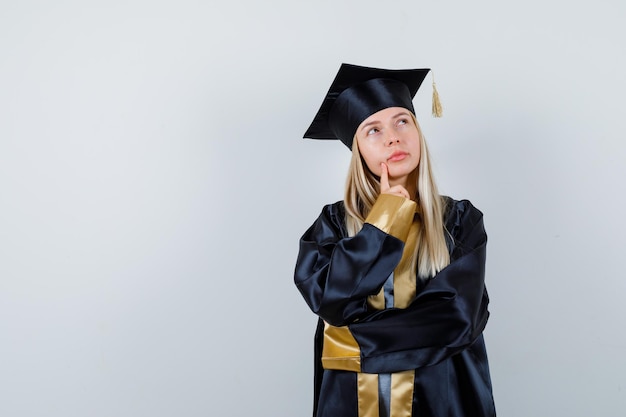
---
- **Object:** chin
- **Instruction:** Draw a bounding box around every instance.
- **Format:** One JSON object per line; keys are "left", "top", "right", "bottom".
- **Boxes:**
{"left": 389, "top": 164, "right": 418, "bottom": 178}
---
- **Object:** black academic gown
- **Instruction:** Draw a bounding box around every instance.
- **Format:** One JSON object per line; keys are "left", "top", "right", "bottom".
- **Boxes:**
{"left": 294, "top": 197, "right": 496, "bottom": 417}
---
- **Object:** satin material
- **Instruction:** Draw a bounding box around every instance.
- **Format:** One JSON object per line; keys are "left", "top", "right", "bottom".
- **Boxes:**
{"left": 358, "top": 373, "right": 380, "bottom": 417}
{"left": 393, "top": 220, "right": 419, "bottom": 309}
{"left": 368, "top": 286, "right": 385, "bottom": 310}
{"left": 364, "top": 194, "right": 417, "bottom": 241}
{"left": 296, "top": 197, "right": 495, "bottom": 417}
{"left": 368, "top": 214, "right": 419, "bottom": 310}
{"left": 322, "top": 322, "right": 361, "bottom": 372}
{"left": 351, "top": 237, "right": 488, "bottom": 374}
{"left": 295, "top": 221, "right": 404, "bottom": 327}
{"left": 318, "top": 205, "right": 421, "bottom": 417}
{"left": 329, "top": 78, "right": 415, "bottom": 148}
{"left": 378, "top": 373, "right": 391, "bottom": 417}
{"left": 303, "top": 64, "right": 430, "bottom": 148}
{"left": 391, "top": 371, "right": 415, "bottom": 417}
{"left": 365, "top": 194, "right": 417, "bottom": 310}
{"left": 316, "top": 195, "right": 419, "bottom": 372}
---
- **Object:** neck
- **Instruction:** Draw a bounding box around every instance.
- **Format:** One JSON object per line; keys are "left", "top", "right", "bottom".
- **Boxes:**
{"left": 389, "top": 170, "right": 418, "bottom": 200}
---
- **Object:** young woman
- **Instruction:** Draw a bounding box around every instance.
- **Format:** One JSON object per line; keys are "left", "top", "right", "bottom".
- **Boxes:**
{"left": 295, "top": 63, "right": 495, "bottom": 417}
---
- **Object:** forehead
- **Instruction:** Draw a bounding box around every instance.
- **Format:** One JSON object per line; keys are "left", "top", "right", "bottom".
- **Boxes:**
{"left": 359, "top": 107, "right": 412, "bottom": 125}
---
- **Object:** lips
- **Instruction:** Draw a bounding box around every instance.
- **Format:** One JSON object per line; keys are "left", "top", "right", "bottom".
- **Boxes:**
{"left": 387, "top": 151, "right": 408, "bottom": 162}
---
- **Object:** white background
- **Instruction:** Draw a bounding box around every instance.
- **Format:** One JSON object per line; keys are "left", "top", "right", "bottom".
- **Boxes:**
{"left": 1, "top": 1, "right": 625, "bottom": 416}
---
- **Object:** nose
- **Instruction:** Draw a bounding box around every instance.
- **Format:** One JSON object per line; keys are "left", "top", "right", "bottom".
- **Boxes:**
{"left": 386, "top": 136, "right": 400, "bottom": 146}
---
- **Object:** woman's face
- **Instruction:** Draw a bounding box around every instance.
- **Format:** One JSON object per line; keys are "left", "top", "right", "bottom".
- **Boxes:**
{"left": 355, "top": 107, "right": 421, "bottom": 186}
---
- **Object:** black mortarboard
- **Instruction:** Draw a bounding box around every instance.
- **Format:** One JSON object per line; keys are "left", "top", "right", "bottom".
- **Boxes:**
{"left": 303, "top": 63, "right": 433, "bottom": 149}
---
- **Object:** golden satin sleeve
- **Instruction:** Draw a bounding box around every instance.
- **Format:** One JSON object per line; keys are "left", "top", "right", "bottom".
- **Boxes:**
{"left": 321, "top": 323, "right": 361, "bottom": 372}
{"left": 364, "top": 194, "right": 417, "bottom": 243}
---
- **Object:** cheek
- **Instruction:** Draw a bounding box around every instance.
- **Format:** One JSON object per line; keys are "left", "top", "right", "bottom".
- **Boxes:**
{"left": 409, "top": 135, "right": 421, "bottom": 160}
{"left": 364, "top": 159, "right": 382, "bottom": 177}
{"left": 358, "top": 144, "right": 382, "bottom": 175}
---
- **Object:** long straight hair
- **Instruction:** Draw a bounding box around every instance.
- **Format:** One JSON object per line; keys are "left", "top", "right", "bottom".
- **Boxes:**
{"left": 344, "top": 115, "right": 450, "bottom": 279}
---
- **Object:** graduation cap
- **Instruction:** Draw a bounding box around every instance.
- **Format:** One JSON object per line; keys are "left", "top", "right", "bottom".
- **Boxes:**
{"left": 303, "top": 63, "right": 442, "bottom": 149}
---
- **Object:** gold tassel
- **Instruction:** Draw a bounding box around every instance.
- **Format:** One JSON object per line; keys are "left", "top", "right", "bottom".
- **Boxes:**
{"left": 431, "top": 73, "right": 443, "bottom": 118}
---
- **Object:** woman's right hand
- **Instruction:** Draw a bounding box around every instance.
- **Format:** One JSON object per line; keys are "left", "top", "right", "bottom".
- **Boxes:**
{"left": 380, "top": 163, "right": 410, "bottom": 199}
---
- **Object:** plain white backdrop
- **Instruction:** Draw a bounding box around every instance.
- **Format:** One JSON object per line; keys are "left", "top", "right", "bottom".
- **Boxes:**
{"left": 1, "top": 1, "right": 625, "bottom": 416}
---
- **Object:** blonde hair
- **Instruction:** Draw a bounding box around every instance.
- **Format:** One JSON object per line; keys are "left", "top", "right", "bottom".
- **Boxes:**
{"left": 344, "top": 115, "right": 450, "bottom": 279}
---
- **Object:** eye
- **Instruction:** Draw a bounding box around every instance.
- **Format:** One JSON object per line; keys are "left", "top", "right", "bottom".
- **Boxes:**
{"left": 367, "top": 127, "right": 380, "bottom": 136}
{"left": 397, "top": 118, "right": 408, "bottom": 126}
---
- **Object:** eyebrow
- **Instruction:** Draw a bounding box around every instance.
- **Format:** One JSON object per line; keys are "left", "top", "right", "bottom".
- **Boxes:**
{"left": 359, "top": 111, "right": 411, "bottom": 132}
{"left": 392, "top": 110, "right": 412, "bottom": 119}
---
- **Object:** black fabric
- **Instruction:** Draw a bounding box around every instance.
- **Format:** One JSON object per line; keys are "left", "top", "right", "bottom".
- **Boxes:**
{"left": 295, "top": 198, "right": 496, "bottom": 417}
{"left": 303, "top": 63, "right": 430, "bottom": 149}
